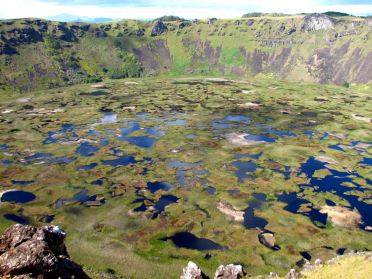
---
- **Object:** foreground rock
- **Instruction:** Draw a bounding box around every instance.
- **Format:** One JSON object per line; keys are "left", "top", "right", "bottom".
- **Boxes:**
{"left": 214, "top": 264, "right": 245, "bottom": 279}
{"left": 319, "top": 205, "right": 362, "bottom": 228}
{"left": 180, "top": 261, "right": 208, "bottom": 279}
{"left": 180, "top": 262, "right": 245, "bottom": 279}
{"left": 0, "top": 224, "right": 90, "bottom": 279}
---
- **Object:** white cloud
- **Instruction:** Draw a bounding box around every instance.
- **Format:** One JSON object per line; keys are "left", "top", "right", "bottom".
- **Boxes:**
{"left": 0, "top": 0, "right": 371, "bottom": 19}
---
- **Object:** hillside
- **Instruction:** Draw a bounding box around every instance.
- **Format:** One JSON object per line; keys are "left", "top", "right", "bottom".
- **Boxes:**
{"left": 0, "top": 14, "right": 372, "bottom": 92}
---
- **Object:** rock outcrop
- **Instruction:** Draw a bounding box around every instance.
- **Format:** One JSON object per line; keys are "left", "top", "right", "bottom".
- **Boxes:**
{"left": 181, "top": 262, "right": 245, "bottom": 279}
{"left": 214, "top": 264, "right": 245, "bottom": 279}
{"left": 151, "top": 20, "right": 168, "bottom": 36}
{"left": 258, "top": 232, "right": 280, "bottom": 250}
{"left": 180, "top": 261, "right": 208, "bottom": 279}
{"left": 179, "top": 22, "right": 192, "bottom": 29}
{"left": 0, "top": 224, "right": 90, "bottom": 279}
{"left": 301, "top": 14, "right": 334, "bottom": 32}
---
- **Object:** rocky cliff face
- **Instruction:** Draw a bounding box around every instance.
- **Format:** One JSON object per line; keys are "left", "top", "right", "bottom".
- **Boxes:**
{"left": 0, "top": 224, "right": 90, "bottom": 279}
{"left": 1, "top": 14, "right": 371, "bottom": 92}
{"left": 301, "top": 14, "right": 335, "bottom": 32}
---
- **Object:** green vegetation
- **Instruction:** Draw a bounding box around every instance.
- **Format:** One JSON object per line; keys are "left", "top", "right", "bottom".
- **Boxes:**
{"left": 323, "top": 11, "right": 352, "bottom": 17}
{"left": 44, "top": 34, "right": 61, "bottom": 55}
{"left": 242, "top": 12, "right": 289, "bottom": 17}
{"left": 106, "top": 51, "right": 142, "bottom": 78}
{"left": 299, "top": 253, "right": 372, "bottom": 279}
{"left": 155, "top": 15, "right": 186, "bottom": 21}
{"left": 0, "top": 76, "right": 371, "bottom": 278}
{"left": 1, "top": 14, "right": 371, "bottom": 93}
{"left": 0, "top": 13, "right": 371, "bottom": 278}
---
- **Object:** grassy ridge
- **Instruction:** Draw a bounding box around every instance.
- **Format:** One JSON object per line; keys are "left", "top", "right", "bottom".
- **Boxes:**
{"left": 1, "top": 15, "right": 372, "bottom": 93}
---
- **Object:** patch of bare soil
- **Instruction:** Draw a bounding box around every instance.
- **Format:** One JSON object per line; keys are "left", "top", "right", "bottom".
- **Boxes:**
{"left": 320, "top": 205, "right": 362, "bottom": 228}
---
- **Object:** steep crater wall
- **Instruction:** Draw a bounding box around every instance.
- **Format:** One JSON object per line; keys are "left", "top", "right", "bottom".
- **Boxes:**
{"left": 1, "top": 14, "right": 372, "bottom": 92}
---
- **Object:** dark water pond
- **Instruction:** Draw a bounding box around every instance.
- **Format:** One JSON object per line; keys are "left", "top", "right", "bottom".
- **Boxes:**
{"left": 360, "top": 157, "right": 372, "bottom": 166}
{"left": 320, "top": 132, "right": 329, "bottom": 140}
{"left": 102, "top": 155, "right": 137, "bottom": 167}
{"left": 147, "top": 182, "right": 174, "bottom": 193}
{"left": 124, "top": 136, "right": 157, "bottom": 148}
{"left": 300, "top": 157, "right": 327, "bottom": 178}
{"left": 50, "top": 156, "right": 77, "bottom": 164}
{"left": 232, "top": 160, "right": 258, "bottom": 183}
{"left": 41, "top": 214, "right": 54, "bottom": 223}
{"left": 0, "top": 144, "right": 8, "bottom": 150}
{"left": 133, "top": 198, "right": 149, "bottom": 212}
{"left": 152, "top": 195, "right": 179, "bottom": 218}
{"left": 75, "top": 142, "right": 100, "bottom": 157}
{"left": 12, "top": 180, "right": 34, "bottom": 185}
{"left": 245, "top": 134, "right": 276, "bottom": 143}
{"left": 91, "top": 179, "right": 104, "bottom": 186}
{"left": 25, "top": 153, "right": 54, "bottom": 161}
{"left": 223, "top": 115, "right": 250, "bottom": 122}
{"left": 205, "top": 186, "right": 216, "bottom": 195}
{"left": 4, "top": 214, "right": 29, "bottom": 224}
{"left": 145, "top": 127, "right": 164, "bottom": 137}
{"left": 167, "top": 160, "right": 203, "bottom": 186}
{"left": 133, "top": 194, "right": 178, "bottom": 218}
{"left": 305, "top": 173, "right": 371, "bottom": 227}
{"left": 166, "top": 119, "right": 187, "bottom": 126}
{"left": 329, "top": 145, "right": 345, "bottom": 152}
{"left": 43, "top": 124, "right": 79, "bottom": 144}
{"left": 244, "top": 193, "right": 268, "bottom": 230}
{"left": 277, "top": 192, "right": 327, "bottom": 228}
{"left": 119, "top": 122, "right": 141, "bottom": 137}
{"left": 1, "top": 191, "right": 36, "bottom": 203}
{"left": 162, "top": 232, "right": 226, "bottom": 251}
{"left": 297, "top": 156, "right": 371, "bottom": 227}
{"left": 77, "top": 163, "right": 98, "bottom": 171}
{"left": 56, "top": 189, "right": 102, "bottom": 208}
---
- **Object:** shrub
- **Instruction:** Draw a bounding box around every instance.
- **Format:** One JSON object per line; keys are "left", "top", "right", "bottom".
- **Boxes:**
{"left": 44, "top": 34, "right": 61, "bottom": 55}
{"left": 106, "top": 52, "right": 142, "bottom": 79}
{"left": 323, "top": 11, "right": 351, "bottom": 17}
{"left": 155, "top": 15, "right": 185, "bottom": 21}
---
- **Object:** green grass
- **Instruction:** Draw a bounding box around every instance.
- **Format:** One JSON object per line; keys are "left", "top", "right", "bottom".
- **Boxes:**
{"left": 0, "top": 76, "right": 371, "bottom": 278}
{"left": 1, "top": 15, "right": 372, "bottom": 93}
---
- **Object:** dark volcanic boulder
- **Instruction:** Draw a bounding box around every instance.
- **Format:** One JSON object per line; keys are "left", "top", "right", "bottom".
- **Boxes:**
{"left": 5, "top": 27, "right": 43, "bottom": 46}
{"left": 179, "top": 21, "right": 192, "bottom": 29}
{"left": 55, "top": 23, "right": 77, "bottom": 42}
{"left": 151, "top": 20, "right": 167, "bottom": 36}
{"left": 0, "top": 42, "right": 17, "bottom": 55}
{"left": 0, "top": 224, "right": 90, "bottom": 279}
{"left": 130, "top": 28, "right": 145, "bottom": 36}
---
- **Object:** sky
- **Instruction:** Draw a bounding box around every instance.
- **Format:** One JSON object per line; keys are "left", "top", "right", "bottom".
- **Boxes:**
{"left": 1, "top": 0, "right": 372, "bottom": 19}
